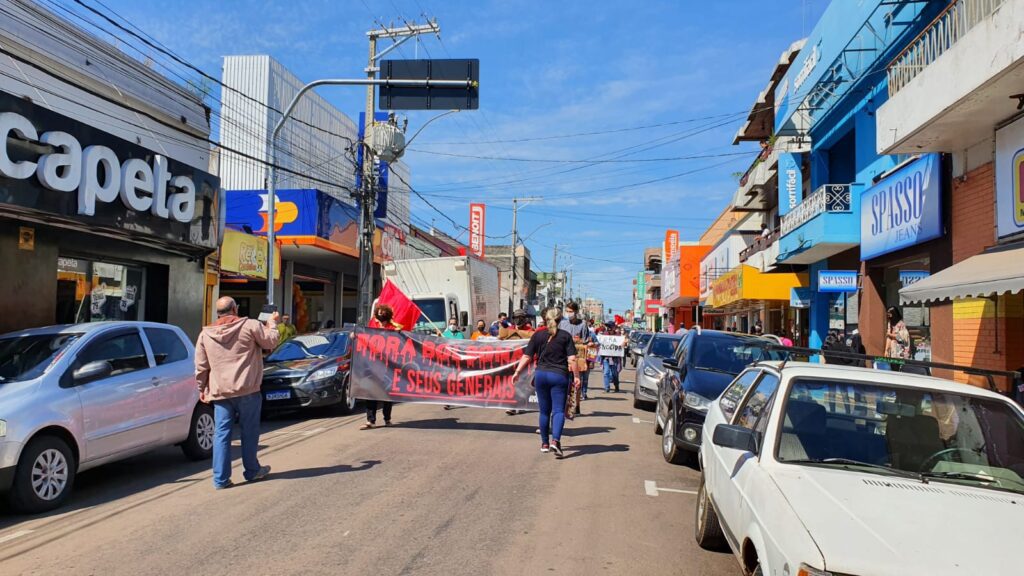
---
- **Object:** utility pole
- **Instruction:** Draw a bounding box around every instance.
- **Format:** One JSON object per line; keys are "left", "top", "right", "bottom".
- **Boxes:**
{"left": 550, "top": 243, "right": 558, "bottom": 307}
{"left": 357, "top": 19, "right": 441, "bottom": 325}
{"left": 509, "top": 196, "right": 542, "bottom": 313}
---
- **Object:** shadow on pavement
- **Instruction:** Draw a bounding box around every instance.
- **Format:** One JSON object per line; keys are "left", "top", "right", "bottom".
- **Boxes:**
{"left": 582, "top": 411, "right": 631, "bottom": 418}
{"left": 396, "top": 418, "right": 614, "bottom": 437}
{"left": 269, "top": 459, "right": 381, "bottom": 480}
{"left": 561, "top": 443, "right": 630, "bottom": 459}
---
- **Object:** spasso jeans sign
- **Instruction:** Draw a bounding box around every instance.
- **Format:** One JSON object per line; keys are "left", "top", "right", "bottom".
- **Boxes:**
{"left": 861, "top": 153, "right": 942, "bottom": 260}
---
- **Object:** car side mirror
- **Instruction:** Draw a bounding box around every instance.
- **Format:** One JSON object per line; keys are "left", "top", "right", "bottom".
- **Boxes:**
{"left": 662, "top": 357, "right": 678, "bottom": 368}
{"left": 73, "top": 360, "right": 113, "bottom": 383}
{"left": 712, "top": 424, "right": 760, "bottom": 454}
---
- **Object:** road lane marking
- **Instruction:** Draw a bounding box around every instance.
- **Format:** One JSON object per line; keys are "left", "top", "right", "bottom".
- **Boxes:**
{"left": 0, "top": 530, "right": 33, "bottom": 545}
{"left": 644, "top": 480, "right": 697, "bottom": 497}
{"left": 632, "top": 417, "right": 653, "bottom": 424}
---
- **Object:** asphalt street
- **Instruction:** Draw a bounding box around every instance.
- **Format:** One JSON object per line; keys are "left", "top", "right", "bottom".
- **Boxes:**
{"left": 0, "top": 367, "right": 738, "bottom": 576}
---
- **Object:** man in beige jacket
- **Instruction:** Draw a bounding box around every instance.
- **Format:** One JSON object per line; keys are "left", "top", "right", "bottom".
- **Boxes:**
{"left": 196, "top": 297, "right": 280, "bottom": 489}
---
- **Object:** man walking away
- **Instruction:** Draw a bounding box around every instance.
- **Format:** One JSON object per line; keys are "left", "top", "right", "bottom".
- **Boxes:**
{"left": 195, "top": 297, "right": 280, "bottom": 490}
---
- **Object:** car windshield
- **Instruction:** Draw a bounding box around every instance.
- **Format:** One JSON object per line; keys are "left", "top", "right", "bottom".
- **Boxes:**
{"left": 648, "top": 336, "right": 679, "bottom": 359}
{"left": 0, "top": 332, "right": 83, "bottom": 383}
{"left": 777, "top": 378, "right": 1024, "bottom": 494}
{"left": 692, "top": 337, "right": 783, "bottom": 374}
{"left": 268, "top": 333, "right": 349, "bottom": 362}
{"left": 413, "top": 298, "right": 446, "bottom": 332}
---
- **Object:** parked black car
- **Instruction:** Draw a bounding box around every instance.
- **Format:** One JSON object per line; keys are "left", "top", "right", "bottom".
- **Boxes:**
{"left": 654, "top": 328, "right": 782, "bottom": 465}
{"left": 261, "top": 329, "right": 356, "bottom": 413}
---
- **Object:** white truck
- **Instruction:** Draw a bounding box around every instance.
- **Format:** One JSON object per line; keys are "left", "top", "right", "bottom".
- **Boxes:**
{"left": 381, "top": 256, "right": 500, "bottom": 334}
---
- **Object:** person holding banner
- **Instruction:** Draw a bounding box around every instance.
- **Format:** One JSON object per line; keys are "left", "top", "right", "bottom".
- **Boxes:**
{"left": 363, "top": 304, "right": 399, "bottom": 429}
{"left": 512, "top": 308, "right": 580, "bottom": 459}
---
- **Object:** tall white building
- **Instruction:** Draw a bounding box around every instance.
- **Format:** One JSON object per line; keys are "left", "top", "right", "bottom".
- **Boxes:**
{"left": 218, "top": 55, "right": 409, "bottom": 229}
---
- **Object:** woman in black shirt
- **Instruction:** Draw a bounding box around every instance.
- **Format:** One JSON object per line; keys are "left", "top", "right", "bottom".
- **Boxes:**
{"left": 512, "top": 307, "right": 580, "bottom": 458}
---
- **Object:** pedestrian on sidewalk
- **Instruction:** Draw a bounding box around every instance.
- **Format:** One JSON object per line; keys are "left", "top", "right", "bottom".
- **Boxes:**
{"left": 363, "top": 304, "right": 399, "bottom": 429}
{"left": 512, "top": 307, "right": 580, "bottom": 458}
{"left": 195, "top": 296, "right": 279, "bottom": 490}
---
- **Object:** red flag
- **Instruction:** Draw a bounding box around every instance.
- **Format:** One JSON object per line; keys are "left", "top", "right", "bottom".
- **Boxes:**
{"left": 614, "top": 314, "right": 626, "bottom": 325}
{"left": 371, "top": 280, "right": 423, "bottom": 331}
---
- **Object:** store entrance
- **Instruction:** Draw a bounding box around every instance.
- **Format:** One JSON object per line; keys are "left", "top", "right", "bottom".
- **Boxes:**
{"left": 56, "top": 256, "right": 145, "bottom": 324}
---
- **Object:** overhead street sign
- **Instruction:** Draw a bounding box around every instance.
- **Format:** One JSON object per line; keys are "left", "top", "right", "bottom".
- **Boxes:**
{"left": 378, "top": 59, "right": 479, "bottom": 110}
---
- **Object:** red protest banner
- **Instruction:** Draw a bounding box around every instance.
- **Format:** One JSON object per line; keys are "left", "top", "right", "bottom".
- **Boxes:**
{"left": 350, "top": 326, "right": 539, "bottom": 409}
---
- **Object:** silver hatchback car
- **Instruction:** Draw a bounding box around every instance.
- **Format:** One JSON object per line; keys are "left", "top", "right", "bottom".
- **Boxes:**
{"left": 0, "top": 322, "right": 213, "bottom": 513}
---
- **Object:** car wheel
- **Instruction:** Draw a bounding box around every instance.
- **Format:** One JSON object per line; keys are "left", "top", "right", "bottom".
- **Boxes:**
{"left": 10, "top": 435, "right": 76, "bottom": 513}
{"left": 181, "top": 403, "right": 215, "bottom": 461}
{"left": 694, "top": 474, "right": 728, "bottom": 551}
{"left": 343, "top": 376, "right": 357, "bottom": 413}
{"left": 662, "top": 412, "right": 693, "bottom": 465}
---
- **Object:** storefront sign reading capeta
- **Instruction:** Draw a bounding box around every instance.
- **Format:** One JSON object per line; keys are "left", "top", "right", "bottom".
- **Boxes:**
{"left": 350, "top": 326, "right": 539, "bottom": 409}
{"left": 817, "top": 270, "right": 858, "bottom": 293}
{"left": 861, "top": 153, "right": 942, "bottom": 260}
{"left": 0, "top": 93, "right": 219, "bottom": 250}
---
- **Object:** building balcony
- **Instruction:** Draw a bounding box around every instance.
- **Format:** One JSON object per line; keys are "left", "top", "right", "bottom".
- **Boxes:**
{"left": 777, "top": 184, "right": 857, "bottom": 265}
{"left": 878, "top": 0, "right": 1023, "bottom": 154}
{"left": 731, "top": 136, "right": 810, "bottom": 212}
{"left": 739, "top": 228, "right": 780, "bottom": 272}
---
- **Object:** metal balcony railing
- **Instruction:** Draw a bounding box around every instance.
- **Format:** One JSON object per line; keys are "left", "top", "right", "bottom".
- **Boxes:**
{"left": 739, "top": 228, "right": 780, "bottom": 262}
{"left": 780, "top": 184, "right": 851, "bottom": 236}
{"left": 888, "top": 0, "right": 1004, "bottom": 96}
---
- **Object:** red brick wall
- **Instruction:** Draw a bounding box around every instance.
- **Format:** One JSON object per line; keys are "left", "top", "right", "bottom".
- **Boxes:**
{"left": 952, "top": 162, "right": 996, "bottom": 264}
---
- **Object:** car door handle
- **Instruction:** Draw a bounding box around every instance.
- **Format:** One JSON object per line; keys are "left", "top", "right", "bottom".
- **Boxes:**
{"left": 151, "top": 377, "right": 161, "bottom": 386}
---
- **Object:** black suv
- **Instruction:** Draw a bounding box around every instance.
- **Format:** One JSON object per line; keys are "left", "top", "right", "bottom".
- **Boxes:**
{"left": 654, "top": 328, "right": 782, "bottom": 465}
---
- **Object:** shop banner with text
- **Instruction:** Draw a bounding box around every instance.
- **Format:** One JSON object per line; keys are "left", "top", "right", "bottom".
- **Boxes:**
{"left": 350, "top": 327, "right": 539, "bottom": 409}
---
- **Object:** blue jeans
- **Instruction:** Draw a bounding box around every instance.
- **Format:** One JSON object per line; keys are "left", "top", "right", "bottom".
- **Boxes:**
{"left": 580, "top": 368, "right": 590, "bottom": 397}
{"left": 535, "top": 370, "right": 569, "bottom": 445}
{"left": 212, "top": 392, "right": 263, "bottom": 487}
{"left": 602, "top": 358, "right": 620, "bottom": 391}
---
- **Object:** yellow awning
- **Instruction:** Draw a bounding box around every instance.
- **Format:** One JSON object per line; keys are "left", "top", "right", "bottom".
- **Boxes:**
{"left": 708, "top": 265, "right": 806, "bottom": 309}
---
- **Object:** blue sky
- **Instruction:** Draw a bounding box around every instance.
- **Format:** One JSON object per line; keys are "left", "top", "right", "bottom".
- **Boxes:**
{"left": 75, "top": 0, "right": 827, "bottom": 313}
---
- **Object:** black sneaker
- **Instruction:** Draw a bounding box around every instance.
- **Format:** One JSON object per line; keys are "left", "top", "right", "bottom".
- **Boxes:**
{"left": 550, "top": 440, "right": 564, "bottom": 459}
{"left": 246, "top": 465, "right": 271, "bottom": 483}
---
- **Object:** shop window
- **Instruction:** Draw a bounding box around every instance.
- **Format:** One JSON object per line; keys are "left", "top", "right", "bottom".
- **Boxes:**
{"left": 56, "top": 257, "right": 144, "bottom": 324}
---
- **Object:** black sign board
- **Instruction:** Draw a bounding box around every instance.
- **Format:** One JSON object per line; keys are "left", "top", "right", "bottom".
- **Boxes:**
{"left": 378, "top": 59, "right": 479, "bottom": 110}
{"left": 0, "top": 91, "right": 220, "bottom": 255}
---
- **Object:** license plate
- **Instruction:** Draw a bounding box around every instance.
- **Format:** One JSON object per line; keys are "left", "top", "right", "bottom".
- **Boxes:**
{"left": 265, "top": 390, "right": 291, "bottom": 401}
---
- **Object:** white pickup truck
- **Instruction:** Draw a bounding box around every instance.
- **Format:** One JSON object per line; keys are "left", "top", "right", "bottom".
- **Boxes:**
{"left": 381, "top": 256, "right": 500, "bottom": 333}
{"left": 697, "top": 361, "right": 1024, "bottom": 576}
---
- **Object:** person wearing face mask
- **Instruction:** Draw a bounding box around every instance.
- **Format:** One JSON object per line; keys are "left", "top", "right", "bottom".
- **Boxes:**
{"left": 558, "top": 301, "right": 590, "bottom": 416}
{"left": 470, "top": 320, "right": 490, "bottom": 340}
{"left": 363, "top": 304, "right": 398, "bottom": 429}
{"left": 442, "top": 316, "right": 465, "bottom": 339}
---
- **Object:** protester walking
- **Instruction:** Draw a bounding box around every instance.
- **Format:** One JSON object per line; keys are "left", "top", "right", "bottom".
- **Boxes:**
{"left": 363, "top": 304, "right": 399, "bottom": 429}
{"left": 470, "top": 320, "right": 489, "bottom": 340}
{"left": 442, "top": 316, "right": 465, "bottom": 339}
{"left": 195, "top": 297, "right": 279, "bottom": 490}
{"left": 504, "top": 309, "right": 535, "bottom": 415}
{"left": 489, "top": 312, "right": 510, "bottom": 337}
{"left": 512, "top": 307, "right": 580, "bottom": 458}
{"left": 599, "top": 323, "right": 622, "bottom": 392}
{"left": 558, "top": 301, "right": 590, "bottom": 417}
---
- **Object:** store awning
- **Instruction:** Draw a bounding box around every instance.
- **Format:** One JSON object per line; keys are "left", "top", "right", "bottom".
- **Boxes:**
{"left": 900, "top": 245, "right": 1024, "bottom": 304}
{"left": 707, "top": 265, "right": 807, "bottom": 309}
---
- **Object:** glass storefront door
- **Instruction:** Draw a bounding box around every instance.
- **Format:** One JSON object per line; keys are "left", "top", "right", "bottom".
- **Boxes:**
{"left": 882, "top": 256, "right": 931, "bottom": 361}
{"left": 56, "top": 256, "right": 145, "bottom": 324}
